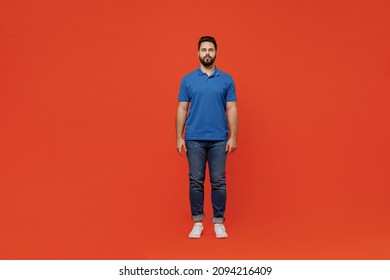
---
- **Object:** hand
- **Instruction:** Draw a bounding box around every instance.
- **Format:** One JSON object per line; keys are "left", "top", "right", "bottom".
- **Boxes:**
{"left": 225, "top": 137, "right": 237, "bottom": 154}
{"left": 176, "top": 138, "right": 187, "bottom": 156}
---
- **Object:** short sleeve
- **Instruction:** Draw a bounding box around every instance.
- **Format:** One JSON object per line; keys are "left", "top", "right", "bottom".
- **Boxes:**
{"left": 226, "top": 78, "right": 237, "bottom": 102}
{"left": 178, "top": 78, "right": 190, "bottom": 102}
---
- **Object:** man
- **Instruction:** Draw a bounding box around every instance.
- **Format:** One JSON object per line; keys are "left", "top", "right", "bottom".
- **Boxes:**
{"left": 176, "top": 36, "right": 238, "bottom": 239}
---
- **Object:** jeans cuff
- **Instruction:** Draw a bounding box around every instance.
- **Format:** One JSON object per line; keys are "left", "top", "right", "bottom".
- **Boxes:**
{"left": 192, "top": 213, "right": 205, "bottom": 222}
{"left": 212, "top": 217, "right": 225, "bottom": 224}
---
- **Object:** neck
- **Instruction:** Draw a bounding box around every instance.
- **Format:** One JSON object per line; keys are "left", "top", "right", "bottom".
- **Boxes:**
{"left": 200, "top": 64, "right": 216, "bottom": 76}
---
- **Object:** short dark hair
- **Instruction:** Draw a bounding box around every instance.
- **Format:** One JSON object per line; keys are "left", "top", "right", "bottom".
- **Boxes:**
{"left": 198, "top": 36, "right": 217, "bottom": 51}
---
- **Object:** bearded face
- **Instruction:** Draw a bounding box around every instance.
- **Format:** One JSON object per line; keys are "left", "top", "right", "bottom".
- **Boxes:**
{"left": 198, "top": 42, "right": 217, "bottom": 67}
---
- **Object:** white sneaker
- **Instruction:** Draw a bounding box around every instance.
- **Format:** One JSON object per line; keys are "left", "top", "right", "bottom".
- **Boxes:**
{"left": 214, "top": 224, "right": 228, "bottom": 238}
{"left": 189, "top": 222, "right": 203, "bottom": 238}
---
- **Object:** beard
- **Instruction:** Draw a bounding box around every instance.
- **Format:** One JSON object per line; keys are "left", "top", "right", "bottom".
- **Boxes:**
{"left": 199, "top": 55, "right": 216, "bottom": 67}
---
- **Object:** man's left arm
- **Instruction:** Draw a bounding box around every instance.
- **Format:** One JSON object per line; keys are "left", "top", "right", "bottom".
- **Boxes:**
{"left": 226, "top": 101, "right": 238, "bottom": 154}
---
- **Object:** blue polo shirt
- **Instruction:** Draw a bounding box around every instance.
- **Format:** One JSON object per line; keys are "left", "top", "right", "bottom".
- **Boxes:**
{"left": 178, "top": 67, "right": 237, "bottom": 141}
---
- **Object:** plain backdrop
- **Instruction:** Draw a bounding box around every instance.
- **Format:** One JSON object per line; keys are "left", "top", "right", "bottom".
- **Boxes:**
{"left": 1, "top": 0, "right": 390, "bottom": 259}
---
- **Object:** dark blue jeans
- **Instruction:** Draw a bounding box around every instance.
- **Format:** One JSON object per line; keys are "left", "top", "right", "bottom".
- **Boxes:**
{"left": 186, "top": 140, "right": 227, "bottom": 224}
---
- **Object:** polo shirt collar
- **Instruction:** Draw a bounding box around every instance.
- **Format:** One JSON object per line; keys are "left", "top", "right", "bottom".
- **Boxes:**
{"left": 197, "top": 66, "right": 220, "bottom": 77}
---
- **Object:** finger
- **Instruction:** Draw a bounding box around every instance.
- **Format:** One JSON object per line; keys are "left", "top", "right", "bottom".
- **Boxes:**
{"left": 180, "top": 144, "right": 186, "bottom": 156}
{"left": 228, "top": 144, "right": 237, "bottom": 154}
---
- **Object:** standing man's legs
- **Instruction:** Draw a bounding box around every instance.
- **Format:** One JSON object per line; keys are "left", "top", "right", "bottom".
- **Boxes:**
{"left": 186, "top": 140, "right": 228, "bottom": 238}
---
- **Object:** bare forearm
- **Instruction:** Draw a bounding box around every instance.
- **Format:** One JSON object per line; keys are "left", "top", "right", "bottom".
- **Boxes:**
{"left": 176, "top": 107, "right": 187, "bottom": 139}
{"left": 227, "top": 107, "right": 238, "bottom": 139}
{"left": 176, "top": 103, "right": 188, "bottom": 155}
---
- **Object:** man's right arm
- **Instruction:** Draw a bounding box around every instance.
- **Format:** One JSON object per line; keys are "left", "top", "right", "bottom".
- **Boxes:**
{"left": 176, "top": 101, "right": 189, "bottom": 155}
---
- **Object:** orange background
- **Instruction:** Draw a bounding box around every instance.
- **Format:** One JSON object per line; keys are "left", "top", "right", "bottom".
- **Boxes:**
{"left": 1, "top": 0, "right": 390, "bottom": 259}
